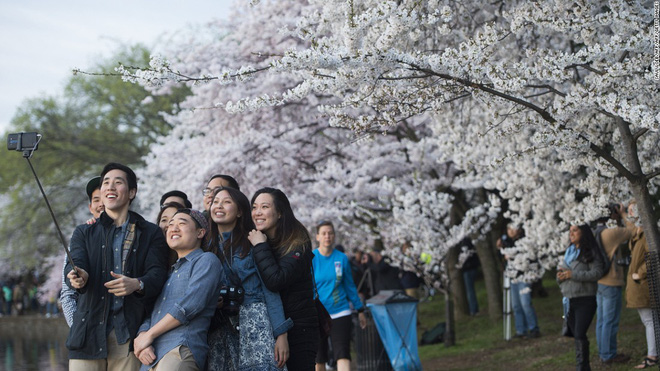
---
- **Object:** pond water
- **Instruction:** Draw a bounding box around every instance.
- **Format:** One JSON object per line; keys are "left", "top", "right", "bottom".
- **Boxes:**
{"left": 0, "top": 338, "right": 68, "bottom": 371}
{"left": 0, "top": 316, "right": 69, "bottom": 371}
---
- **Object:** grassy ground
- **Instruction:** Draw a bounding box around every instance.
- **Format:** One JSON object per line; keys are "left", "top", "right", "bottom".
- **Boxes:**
{"left": 416, "top": 276, "right": 650, "bottom": 370}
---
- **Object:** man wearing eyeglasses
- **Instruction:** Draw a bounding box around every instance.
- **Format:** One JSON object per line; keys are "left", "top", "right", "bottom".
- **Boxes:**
{"left": 201, "top": 174, "right": 240, "bottom": 212}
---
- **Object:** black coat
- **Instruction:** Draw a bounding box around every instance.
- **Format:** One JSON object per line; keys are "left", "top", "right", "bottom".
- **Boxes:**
{"left": 252, "top": 241, "right": 317, "bottom": 328}
{"left": 65, "top": 210, "right": 169, "bottom": 359}
{"left": 369, "top": 258, "right": 403, "bottom": 294}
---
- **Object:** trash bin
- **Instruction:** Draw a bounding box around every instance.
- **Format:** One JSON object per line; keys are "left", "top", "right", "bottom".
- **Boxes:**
{"left": 366, "top": 290, "right": 422, "bottom": 371}
{"left": 354, "top": 310, "right": 392, "bottom": 371}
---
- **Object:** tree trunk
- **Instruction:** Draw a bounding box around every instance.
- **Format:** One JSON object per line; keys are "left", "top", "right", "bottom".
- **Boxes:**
{"left": 477, "top": 236, "right": 504, "bottom": 320}
{"left": 476, "top": 189, "right": 505, "bottom": 320}
{"left": 447, "top": 244, "right": 469, "bottom": 318}
{"left": 444, "top": 287, "right": 456, "bottom": 347}
{"left": 617, "top": 118, "right": 660, "bottom": 253}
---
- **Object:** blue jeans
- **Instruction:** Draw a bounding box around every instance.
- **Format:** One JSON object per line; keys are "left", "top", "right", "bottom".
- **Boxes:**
{"left": 596, "top": 284, "right": 622, "bottom": 361}
{"left": 463, "top": 269, "right": 479, "bottom": 315}
{"left": 510, "top": 281, "right": 539, "bottom": 334}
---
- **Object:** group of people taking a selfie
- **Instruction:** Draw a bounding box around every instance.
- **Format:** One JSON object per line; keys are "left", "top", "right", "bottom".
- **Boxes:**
{"left": 62, "top": 162, "right": 365, "bottom": 371}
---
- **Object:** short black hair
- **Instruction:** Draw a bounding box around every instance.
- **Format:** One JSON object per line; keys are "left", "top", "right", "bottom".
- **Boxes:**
{"left": 160, "top": 190, "right": 192, "bottom": 208}
{"left": 100, "top": 162, "right": 138, "bottom": 195}
{"left": 207, "top": 174, "right": 240, "bottom": 191}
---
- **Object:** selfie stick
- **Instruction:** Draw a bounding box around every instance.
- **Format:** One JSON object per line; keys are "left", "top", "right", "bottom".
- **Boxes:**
{"left": 21, "top": 136, "right": 79, "bottom": 274}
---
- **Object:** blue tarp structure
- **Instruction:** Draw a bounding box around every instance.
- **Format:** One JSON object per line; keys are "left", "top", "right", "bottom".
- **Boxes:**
{"left": 366, "top": 290, "right": 422, "bottom": 371}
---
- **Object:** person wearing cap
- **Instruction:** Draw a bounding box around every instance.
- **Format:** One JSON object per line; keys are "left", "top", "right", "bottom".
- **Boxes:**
{"left": 133, "top": 209, "right": 223, "bottom": 371}
{"left": 66, "top": 163, "right": 169, "bottom": 371}
{"left": 61, "top": 176, "right": 104, "bottom": 327}
{"left": 160, "top": 190, "right": 192, "bottom": 209}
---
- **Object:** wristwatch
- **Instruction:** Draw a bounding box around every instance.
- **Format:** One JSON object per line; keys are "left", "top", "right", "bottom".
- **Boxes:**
{"left": 137, "top": 279, "right": 144, "bottom": 294}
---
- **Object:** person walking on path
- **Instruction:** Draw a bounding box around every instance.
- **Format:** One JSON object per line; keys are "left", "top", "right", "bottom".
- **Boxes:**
{"left": 312, "top": 220, "right": 367, "bottom": 371}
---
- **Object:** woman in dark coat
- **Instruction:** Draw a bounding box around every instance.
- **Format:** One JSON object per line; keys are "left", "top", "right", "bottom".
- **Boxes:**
{"left": 248, "top": 187, "right": 319, "bottom": 371}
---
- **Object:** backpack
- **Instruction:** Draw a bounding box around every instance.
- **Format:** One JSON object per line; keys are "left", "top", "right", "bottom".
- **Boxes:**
{"left": 420, "top": 322, "right": 445, "bottom": 345}
{"left": 592, "top": 224, "right": 613, "bottom": 278}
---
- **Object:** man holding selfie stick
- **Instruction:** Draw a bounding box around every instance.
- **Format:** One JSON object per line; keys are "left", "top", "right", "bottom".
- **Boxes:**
{"left": 66, "top": 163, "right": 169, "bottom": 371}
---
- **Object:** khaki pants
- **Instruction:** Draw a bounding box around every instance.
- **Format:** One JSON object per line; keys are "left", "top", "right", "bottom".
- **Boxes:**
{"left": 69, "top": 330, "right": 140, "bottom": 371}
{"left": 151, "top": 345, "right": 198, "bottom": 371}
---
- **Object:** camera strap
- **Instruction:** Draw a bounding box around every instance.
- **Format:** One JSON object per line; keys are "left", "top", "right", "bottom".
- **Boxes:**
{"left": 219, "top": 234, "right": 241, "bottom": 287}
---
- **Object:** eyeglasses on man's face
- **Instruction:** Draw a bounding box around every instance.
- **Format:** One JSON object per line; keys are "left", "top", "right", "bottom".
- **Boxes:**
{"left": 202, "top": 187, "right": 223, "bottom": 196}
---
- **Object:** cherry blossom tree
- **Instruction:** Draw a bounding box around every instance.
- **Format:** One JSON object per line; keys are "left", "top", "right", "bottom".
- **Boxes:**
{"left": 113, "top": 0, "right": 660, "bottom": 322}
{"left": 122, "top": 0, "right": 503, "bottom": 319}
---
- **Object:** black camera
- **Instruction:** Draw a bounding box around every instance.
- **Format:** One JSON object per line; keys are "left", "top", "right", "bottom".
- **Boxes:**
{"left": 7, "top": 132, "right": 40, "bottom": 152}
{"left": 219, "top": 285, "right": 244, "bottom": 317}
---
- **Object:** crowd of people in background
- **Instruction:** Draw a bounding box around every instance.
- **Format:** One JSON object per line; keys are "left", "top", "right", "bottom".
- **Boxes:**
{"left": 0, "top": 279, "right": 58, "bottom": 318}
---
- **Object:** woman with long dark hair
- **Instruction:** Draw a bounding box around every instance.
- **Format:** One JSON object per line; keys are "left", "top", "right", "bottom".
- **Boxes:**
{"left": 207, "top": 187, "right": 292, "bottom": 371}
{"left": 248, "top": 187, "right": 319, "bottom": 371}
{"left": 557, "top": 224, "right": 604, "bottom": 371}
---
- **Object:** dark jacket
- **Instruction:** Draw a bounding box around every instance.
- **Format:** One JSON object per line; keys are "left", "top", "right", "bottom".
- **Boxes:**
{"left": 252, "top": 241, "right": 317, "bottom": 328}
{"left": 368, "top": 258, "right": 403, "bottom": 294}
{"left": 65, "top": 210, "right": 169, "bottom": 359}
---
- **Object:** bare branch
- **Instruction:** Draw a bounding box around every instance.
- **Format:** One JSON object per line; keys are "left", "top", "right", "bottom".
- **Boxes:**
{"left": 396, "top": 60, "right": 635, "bottom": 180}
{"left": 564, "top": 63, "right": 605, "bottom": 76}
{"left": 633, "top": 128, "right": 649, "bottom": 141}
{"left": 646, "top": 169, "right": 660, "bottom": 181}
{"left": 525, "top": 84, "right": 567, "bottom": 97}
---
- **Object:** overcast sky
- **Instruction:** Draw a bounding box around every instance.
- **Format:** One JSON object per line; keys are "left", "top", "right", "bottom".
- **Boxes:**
{"left": 0, "top": 1, "right": 233, "bottom": 133}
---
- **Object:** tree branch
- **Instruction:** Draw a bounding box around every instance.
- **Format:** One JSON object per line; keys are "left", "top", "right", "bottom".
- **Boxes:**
{"left": 525, "top": 84, "right": 566, "bottom": 97}
{"left": 633, "top": 128, "right": 649, "bottom": 142}
{"left": 564, "top": 63, "right": 605, "bottom": 76}
{"left": 646, "top": 169, "right": 660, "bottom": 181}
{"left": 398, "top": 61, "right": 636, "bottom": 180}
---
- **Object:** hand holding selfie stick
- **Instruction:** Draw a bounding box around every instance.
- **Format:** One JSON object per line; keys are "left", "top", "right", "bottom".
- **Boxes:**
{"left": 8, "top": 132, "right": 81, "bottom": 279}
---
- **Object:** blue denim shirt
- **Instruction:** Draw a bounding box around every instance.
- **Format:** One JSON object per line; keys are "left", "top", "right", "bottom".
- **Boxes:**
{"left": 139, "top": 249, "right": 222, "bottom": 370}
{"left": 109, "top": 220, "right": 129, "bottom": 343}
{"left": 219, "top": 237, "right": 293, "bottom": 338}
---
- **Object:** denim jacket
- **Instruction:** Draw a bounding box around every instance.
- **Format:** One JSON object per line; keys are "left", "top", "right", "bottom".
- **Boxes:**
{"left": 219, "top": 238, "right": 293, "bottom": 338}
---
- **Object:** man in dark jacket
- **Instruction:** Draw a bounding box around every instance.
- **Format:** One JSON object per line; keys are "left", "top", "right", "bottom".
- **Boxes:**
{"left": 66, "top": 163, "right": 169, "bottom": 371}
{"left": 366, "top": 249, "right": 403, "bottom": 294}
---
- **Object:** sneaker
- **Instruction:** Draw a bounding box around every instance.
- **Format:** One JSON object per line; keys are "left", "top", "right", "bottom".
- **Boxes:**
{"left": 528, "top": 329, "right": 541, "bottom": 338}
{"left": 603, "top": 353, "right": 631, "bottom": 364}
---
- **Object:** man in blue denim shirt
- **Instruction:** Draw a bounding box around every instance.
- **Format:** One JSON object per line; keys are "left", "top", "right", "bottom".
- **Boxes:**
{"left": 133, "top": 209, "right": 222, "bottom": 371}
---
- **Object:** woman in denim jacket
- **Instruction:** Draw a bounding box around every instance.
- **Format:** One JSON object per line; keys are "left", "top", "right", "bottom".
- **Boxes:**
{"left": 557, "top": 224, "right": 604, "bottom": 371}
{"left": 206, "top": 187, "right": 293, "bottom": 371}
